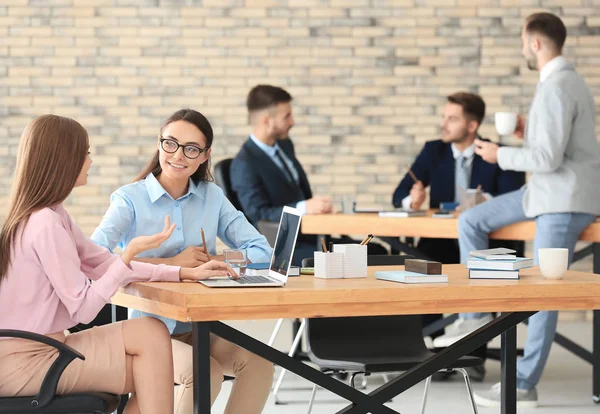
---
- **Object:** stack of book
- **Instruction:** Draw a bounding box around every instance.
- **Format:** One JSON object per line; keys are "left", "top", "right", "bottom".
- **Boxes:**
{"left": 467, "top": 248, "right": 533, "bottom": 279}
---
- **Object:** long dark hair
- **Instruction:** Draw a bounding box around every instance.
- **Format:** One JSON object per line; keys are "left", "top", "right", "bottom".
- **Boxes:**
{"left": 0, "top": 115, "right": 88, "bottom": 282}
{"left": 134, "top": 109, "right": 214, "bottom": 183}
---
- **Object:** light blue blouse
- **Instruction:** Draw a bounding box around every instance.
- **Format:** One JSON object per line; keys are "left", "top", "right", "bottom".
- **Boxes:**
{"left": 91, "top": 173, "right": 272, "bottom": 333}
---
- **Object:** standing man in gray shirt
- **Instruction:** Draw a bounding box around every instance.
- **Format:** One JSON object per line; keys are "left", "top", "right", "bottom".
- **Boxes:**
{"left": 432, "top": 12, "right": 600, "bottom": 408}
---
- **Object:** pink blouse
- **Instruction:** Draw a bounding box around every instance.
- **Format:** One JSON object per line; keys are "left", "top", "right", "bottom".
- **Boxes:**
{"left": 0, "top": 204, "right": 180, "bottom": 335}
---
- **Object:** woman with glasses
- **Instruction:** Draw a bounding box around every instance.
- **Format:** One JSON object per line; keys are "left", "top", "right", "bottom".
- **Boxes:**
{"left": 92, "top": 109, "right": 274, "bottom": 414}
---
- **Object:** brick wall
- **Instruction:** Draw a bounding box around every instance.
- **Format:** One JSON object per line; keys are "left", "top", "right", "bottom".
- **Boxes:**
{"left": 1, "top": 0, "right": 599, "bottom": 235}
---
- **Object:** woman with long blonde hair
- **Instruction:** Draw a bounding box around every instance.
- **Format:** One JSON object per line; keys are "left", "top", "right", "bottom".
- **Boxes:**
{"left": 0, "top": 115, "right": 235, "bottom": 414}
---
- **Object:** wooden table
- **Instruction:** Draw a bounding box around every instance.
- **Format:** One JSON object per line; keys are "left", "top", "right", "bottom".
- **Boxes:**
{"left": 302, "top": 212, "right": 600, "bottom": 242}
{"left": 303, "top": 212, "right": 600, "bottom": 403}
{"left": 112, "top": 264, "right": 600, "bottom": 414}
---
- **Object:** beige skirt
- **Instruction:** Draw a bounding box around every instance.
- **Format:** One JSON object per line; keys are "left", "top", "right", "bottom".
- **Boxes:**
{"left": 0, "top": 322, "right": 127, "bottom": 397}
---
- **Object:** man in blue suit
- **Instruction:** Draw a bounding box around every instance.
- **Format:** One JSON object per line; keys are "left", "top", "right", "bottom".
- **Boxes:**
{"left": 392, "top": 92, "right": 525, "bottom": 382}
{"left": 230, "top": 85, "right": 334, "bottom": 265}
{"left": 392, "top": 92, "right": 525, "bottom": 264}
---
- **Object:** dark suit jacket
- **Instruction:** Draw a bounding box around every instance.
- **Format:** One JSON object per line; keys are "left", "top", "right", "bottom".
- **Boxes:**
{"left": 231, "top": 138, "right": 314, "bottom": 243}
{"left": 393, "top": 139, "right": 525, "bottom": 208}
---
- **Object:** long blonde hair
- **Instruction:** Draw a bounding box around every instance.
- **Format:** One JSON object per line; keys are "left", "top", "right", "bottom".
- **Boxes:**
{"left": 0, "top": 115, "right": 89, "bottom": 282}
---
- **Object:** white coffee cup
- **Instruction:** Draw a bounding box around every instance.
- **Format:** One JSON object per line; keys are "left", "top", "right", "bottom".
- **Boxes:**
{"left": 495, "top": 112, "right": 518, "bottom": 136}
{"left": 538, "top": 248, "right": 569, "bottom": 280}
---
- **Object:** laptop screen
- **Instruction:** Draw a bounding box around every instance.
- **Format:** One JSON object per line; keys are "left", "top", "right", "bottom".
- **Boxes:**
{"left": 269, "top": 208, "right": 301, "bottom": 278}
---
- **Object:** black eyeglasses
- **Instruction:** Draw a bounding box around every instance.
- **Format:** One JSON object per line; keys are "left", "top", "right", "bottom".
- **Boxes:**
{"left": 159, "top": 138, "right": 207, "bottom": 160}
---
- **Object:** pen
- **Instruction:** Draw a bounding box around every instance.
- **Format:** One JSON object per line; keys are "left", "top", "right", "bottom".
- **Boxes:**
{"left": 360, "top": 234, "right": 374, "bottom": 246}
{"left": 200, "top": 228, "right": 211, "bottom": 261}
{"left": 407, "top": 166, "right": 419, "bottom": 183}
{"left": 320, "top": 238, "right": 328, "bottom": 253}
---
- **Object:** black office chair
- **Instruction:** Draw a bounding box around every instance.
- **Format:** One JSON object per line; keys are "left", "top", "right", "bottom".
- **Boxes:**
{"left": 214, "top": 158, "right": 280, "bottom": 246}
{"left": 214, "top": 158, "right": 244, "bottom": 211}
{"left": 303, "top": 255, "right": 481, "bottom": 414}
{"left": 0, "top": 330, "right": 120, "bottom": 414}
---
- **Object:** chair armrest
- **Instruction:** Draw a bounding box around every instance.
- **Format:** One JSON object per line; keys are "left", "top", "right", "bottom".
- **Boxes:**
{"left": 0, "top": 330, "right": 85, "bottom": 359}
{"left": 301, "top": 258, "right": 314, "bottom": 268}
{"left": 0, "top": 329, "right": 85, "bottom": 408}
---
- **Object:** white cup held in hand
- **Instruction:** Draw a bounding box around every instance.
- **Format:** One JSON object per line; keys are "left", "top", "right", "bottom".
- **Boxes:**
{"left": 495, "top": 112, "right": 518, "bottom": 136}
{"left": 538, "top": 248, "right": 568, "bottom": 280}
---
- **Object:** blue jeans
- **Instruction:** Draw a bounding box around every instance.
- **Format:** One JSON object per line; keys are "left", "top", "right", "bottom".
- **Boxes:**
{"left": 458, "top": 188, "right": 596, "bottom": 390}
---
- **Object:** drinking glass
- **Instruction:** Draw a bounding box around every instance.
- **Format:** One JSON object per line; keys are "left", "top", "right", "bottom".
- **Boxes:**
{"left": 224, "top": 249, "right": 247, "bottom": 277}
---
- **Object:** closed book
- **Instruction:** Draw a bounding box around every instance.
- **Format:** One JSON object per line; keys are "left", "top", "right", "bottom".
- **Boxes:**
{"left": 375, "top": 270, "right": 448, "bottom": 284}
{"left": 467, "top": 257, "right": 533, "bottom": 271}
{"left": 469, "top": 269, "right": 519, "bottom": 279}
{"left": 469, "top": 248, "right": 516, "bottom": 260}
{"left": 245, "top": 263, "right": 300, "bottom": 276}
{"left": 378, "top": 209, "right": 427, "bottom": 218}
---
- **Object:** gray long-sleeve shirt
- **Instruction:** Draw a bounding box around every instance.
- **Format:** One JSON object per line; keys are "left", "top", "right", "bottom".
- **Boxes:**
{"left": 497, "top": 58, "right": 600, "bottom": 218}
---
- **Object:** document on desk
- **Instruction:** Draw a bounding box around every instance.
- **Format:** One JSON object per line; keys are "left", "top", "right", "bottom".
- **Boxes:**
{"left": 378, "top": 209, "right": 427, "bottom": 218}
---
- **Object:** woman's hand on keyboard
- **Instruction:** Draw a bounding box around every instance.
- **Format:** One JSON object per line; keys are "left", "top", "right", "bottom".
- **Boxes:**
{"left": 179, "top": 260, "right": 238, "bottom": 281}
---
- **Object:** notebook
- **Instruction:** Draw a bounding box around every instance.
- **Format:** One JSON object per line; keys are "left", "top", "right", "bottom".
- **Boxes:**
{"left": 467, "top": 257, "right": 533, "bottom": 271}
{"left": 469, "top": 269, "right": 520, "bottom": 279}
{"left": 374, "top": 270, "right": 448, "bottom": 284}
{"left": 199, "top": 206, "right": 302, "bottom": 288}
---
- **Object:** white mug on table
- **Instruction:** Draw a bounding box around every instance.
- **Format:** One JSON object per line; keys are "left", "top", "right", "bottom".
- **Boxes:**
{"left": 538, "top": 248, "right": 569, "bottom": 280}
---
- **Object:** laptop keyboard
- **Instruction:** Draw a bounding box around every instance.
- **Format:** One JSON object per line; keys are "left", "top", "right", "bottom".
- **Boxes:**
{"left": 236, "top": 275, "right": 274, "bottom": 284}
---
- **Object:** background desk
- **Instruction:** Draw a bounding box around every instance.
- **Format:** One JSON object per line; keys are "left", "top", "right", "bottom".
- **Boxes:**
{"left": 112, "top": 265, "right": 600, "bottom": 414}
{"left": 302, "top": 212, "right": 600, "bottom": 243}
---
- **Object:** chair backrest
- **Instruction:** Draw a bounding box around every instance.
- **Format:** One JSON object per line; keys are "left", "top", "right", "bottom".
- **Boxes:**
{"left": 213, "top": 158, "right": 243, "bottom": 212}
{"left": 305, "top": 254, "right": 429, "bottom": 360}
{"left": 306, "top": 314, "right": 429, "bottom": 361}
{"left": 257, "top": 220, "right": 279, "bottom": 247}
{"left": 366, "top": 254, "right": 413, "bottom": 266}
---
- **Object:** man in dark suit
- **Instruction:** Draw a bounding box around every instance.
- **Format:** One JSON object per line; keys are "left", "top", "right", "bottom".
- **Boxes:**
{"left": 232, "top": 85, "right": 388, "bottom": 265}
{"left": 392, "top": 92, "right": 525, "bottom": 264}
{"left": 392, "top": 92, "right": 525, "bottom": 382}
{"left": 230, "top": 85, "right": 334, "bottom": 265}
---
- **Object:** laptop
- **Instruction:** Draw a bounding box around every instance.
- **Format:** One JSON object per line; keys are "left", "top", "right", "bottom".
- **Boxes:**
{"left": 199, "top": 206, "right": 302, "bottom": 288}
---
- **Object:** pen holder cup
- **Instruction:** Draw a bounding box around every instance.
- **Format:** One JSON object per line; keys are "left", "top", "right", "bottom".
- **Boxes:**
{"left": 314, "top": 252, "right": 345, "bottom": 279}
{"left": 333, "top": 244, "right": 368, "bottom": 278}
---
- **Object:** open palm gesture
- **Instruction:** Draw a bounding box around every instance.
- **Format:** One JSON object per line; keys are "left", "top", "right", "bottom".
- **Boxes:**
{"left": 126, "top": 216, "right": 176, "bottom": 258}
